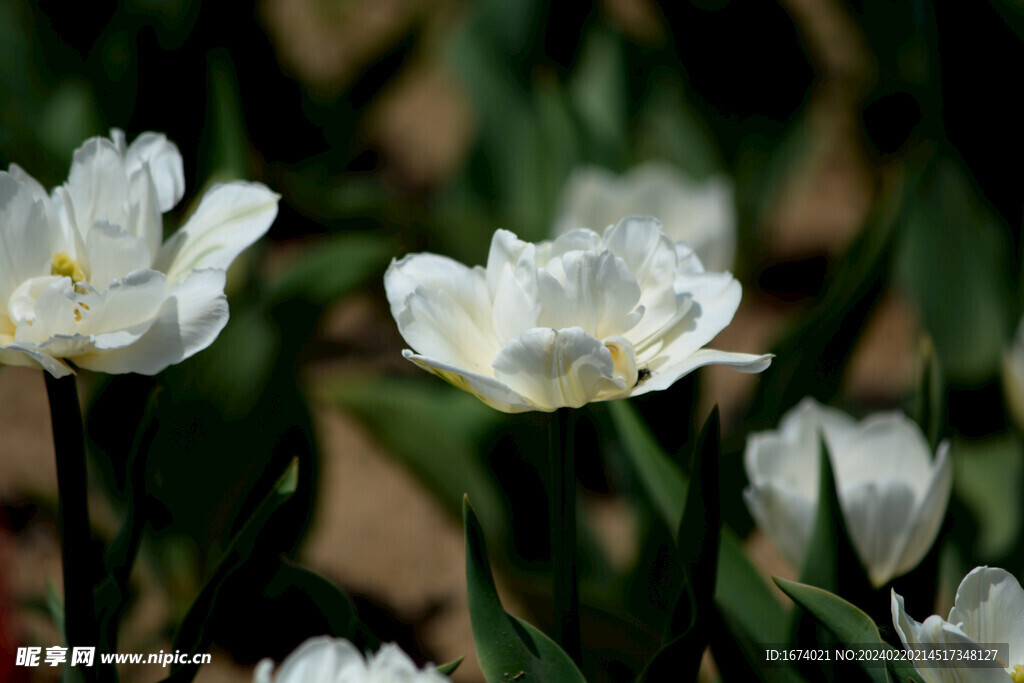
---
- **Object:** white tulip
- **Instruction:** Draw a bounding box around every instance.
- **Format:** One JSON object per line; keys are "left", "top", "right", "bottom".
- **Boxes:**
{"left": 253, "top": 637, "right": 450, "bottom": 683}
{"left": 743, "top": 397, "right": 952, "bottom": 587}
{"left": 892, "top": 566, "right": 1024, "bottom": 682}
{"left": 0, "top": 130, "right": 278, "bottom": 377}
{"left": 385, "top": 217, "right": 771, "bottom": 413}
{"left": 553, "top": 162, "right": 736, "bottom": 273}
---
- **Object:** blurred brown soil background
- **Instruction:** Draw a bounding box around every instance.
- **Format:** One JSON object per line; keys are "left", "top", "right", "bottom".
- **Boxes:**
{"left": 0, "top": 0, "right": 922, "bottom": 680}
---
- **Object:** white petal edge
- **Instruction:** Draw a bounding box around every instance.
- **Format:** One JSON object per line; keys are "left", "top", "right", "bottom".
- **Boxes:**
{"left": 74, "top": 269, "right": 228, "bottom": 375}
{"left": 0, "top": 343, "right": 74, "bottom": 377}
{"left": 629, "top": 348, "right": 773, "bottom": 398}
{"left": 123, "top": 131, "right": 185, "bottom": 212}
{"left": 156, "top": 182, "right": 279, "bottom": 284}
{"left": 402, "top": 349, "right": 536, "bottom": 413}
{"left": 892, "top": 441, "right": 952, "bottom": 579}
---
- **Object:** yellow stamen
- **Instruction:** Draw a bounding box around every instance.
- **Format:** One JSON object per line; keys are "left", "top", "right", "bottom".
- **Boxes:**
{"left": 50, "top": 252, "right": 85, "bottom": 283}
{"left": 73, "top": 308, "right": 82, "bottom": 322}
{"left": 1011, "top": 664, "right": 1024, "bottom": 683}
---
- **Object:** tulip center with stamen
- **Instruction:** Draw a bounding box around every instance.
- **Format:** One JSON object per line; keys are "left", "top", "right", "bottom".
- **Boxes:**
{"left": 50, "top": 252, "right": 86, "bottom": 283}
{"left": 603, "top": 336, "right": 638, "bottom": 389}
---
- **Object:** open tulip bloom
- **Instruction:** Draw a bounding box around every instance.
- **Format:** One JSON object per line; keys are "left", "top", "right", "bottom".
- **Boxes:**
{"left": 254, "top": 637, "right": 450, "bottom": 683}
{"left": 0, "top": 130, "right": 278, "bottom": 377}
{"left": 744, "top": 397, "right": 952, "bottom": 587}
{"left": 892, "top": 566, "right": 1024, "bottom": 682}
{"left": 385, "top": 216, "right": 771, "bottom": 413}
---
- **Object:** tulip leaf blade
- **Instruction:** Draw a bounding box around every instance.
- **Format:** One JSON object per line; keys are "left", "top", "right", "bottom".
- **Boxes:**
{"left": 265, "top": 559, "right": 356, "bottom": 639}
{"left": 607, "top": 399, "right": 688, "bottom": 536}
{"left": 463, "top": 497, "right": 587, "bottom": 683}
{"left": 797, "top": 436, "right": 873, "bottom": 597}
{"left": 163, "top": 458, "right": 300, "bottom": 682}
{"left": 636, "top": 407, "right": 721, "bottom": 682}
{"left": 775, "top": 579, "right": 926, "bottom": 683}
{"left": 436, "top": 657, "right": 464, "bottom": 676}
{"left": 610, "top": 398, "right": 795, "bottom": 679}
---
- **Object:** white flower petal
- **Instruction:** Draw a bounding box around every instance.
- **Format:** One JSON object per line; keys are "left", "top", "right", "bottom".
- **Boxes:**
{"left": 648, "top": 271, "right": 742, "bottom": 363}
{"left": 157, "top": 182, "right": 278, "bottom": 284}
{"left": 839, "top": 478, "right": 918, "bottom": 587}
{"left": 537, "top": 250, "right": 642, "bottom": 339}
{"left": 127, "top": 163, "right": 164, "bottom": 259}
{"left": 123, "top": 132, "right": 185, "bottom": 212}
{"left": 80, "top": 270, "right": 168, "bottom": 347}
{"left": 743, "top": 483, "right": 816, "bottom": 570}
{"left": 87, "top": 219, "right": 153, "bottom": 290}
{"left": 0, "top": 343, "right": 73, "bottom": 377}
{"left": 948, "top": 567, "right": 1024, "bottom": 664}
{"left": 404, "top": 350, "right": 536, "bottom": 413}
{"left": 836, "top": 413, "right": 936, "bottom": 497}
{"left": 893, "top": 441, "right": 952, "bottom": 578}
{"left": 744, "top": 428, "right": 821, "bottom": 497}
{"left": 890, "top": 591, "right": 1000, "bottom": 683}
{"left": 272, "top": 636, "right": 365, "bottom": 683}
{"left": 0, "top": 171, "right": 52, "bottom": 305}
{"left": 630, "top": 348, "right": 772, "bottom": 397}
{"left": 65, "top": 136, "right": 130, "bottom": 237}
{"left": 492, "top": 327, "right": 625, "bottom": 411}
{"left": 74, "top": 270, "right": 227, "bottom": 375}
{"left": 395, "top": 285, "right": 500, "bottom": 373}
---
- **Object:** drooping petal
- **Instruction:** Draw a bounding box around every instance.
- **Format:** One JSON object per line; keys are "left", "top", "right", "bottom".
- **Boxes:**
{"left": 156, "top": 182, "right": 278, "bottom": 284}
{"left": 65, "top": 136, "right": 130, "bottom": 237}
{"left": 629, "top": 348, "right": 772, "bottom": 397}
{"left": 839, "top": 478, "right": 918, "bottom": 587}
{"left": 0, "top": 343, "right": 73, "bottom": 377}
{"left": 491, "top": 327, "right": 626, "bottom": 411}
{"left": 123, "top": 132, "right": 185, "bottom": 212}
{"left": 74, "top": 269, "right": 228, "bottom": 375}
{"left": 948, "top": 567, "right": 1024, "bottom": 667}
{"left": 86, "top": 219, "right": 152, "bottom": 290}
{"left": 403, "top": 350, "right": 535, "bottom": 413}
{"left": 893, "top": 441, "right": 953, "bottom": 578}
{"left": 743, "top": 482, "right": 816, "bottom": 570}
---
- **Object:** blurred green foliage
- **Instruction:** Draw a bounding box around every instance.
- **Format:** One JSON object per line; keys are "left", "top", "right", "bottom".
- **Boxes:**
{"left": 2, "top": 0, "right": 1023, "bottom": 680}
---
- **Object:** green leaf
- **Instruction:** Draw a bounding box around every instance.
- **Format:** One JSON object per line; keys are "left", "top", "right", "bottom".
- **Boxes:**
{"left": 910, "top": 336, "right": 946, "bottom": 451}
{"left": 797, "top": 437, "right": 872, "bottom": 596}
{"left": 637, "top": 408, "right": 721, "bottom": 682}
{"left": 437, "top": 657, "right": 464, "bottom": 676}
{"left": 327, "top": 376, "right": 506, "bottom": 536}
{"left": 896, "top": 156, "right": 1015, "bottom": 384}
{"left": 165, "top": 458, "right": 299, "bottom": 682}
{"left": 607, "top": 399, "right": 688, "bottom": 531}
{"left": 952, "top": 434, "right": 1024, "bottom": 559}
{"left": 265, "top": 233, "right": 393, "bottom": 311}
{"left": 775, "top": 579, "right": 925, "bottom": 683}
{"left": 265, "top": 560, "right": 356, "bottom": 638}
{"left": 200, "top": 50, "right": 250, "bottom": 184}
{"left": 96, "top": 387, "right": 163, "bottom": 656}
{"left": 610, "top": 399, "right": 794, "bottom": 678}
{"left": 463, "top": 497, "right": 587, "bottom": 683}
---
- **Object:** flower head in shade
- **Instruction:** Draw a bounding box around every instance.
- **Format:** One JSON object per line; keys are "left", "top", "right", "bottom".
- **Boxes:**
{"left": 553, "top": 162, "right": 736, "bottom": 273}
{"left": 254, "top": 637, "right": 450, "bottom": 683}
{"left": 892, "top": 566, "right": 1024, "bottom": 682}
{"left": 0, "top": 130, "right": 278, "bottom": 377}
{"left": 385, "top": 217, "right": 771, "bottom": 413}
{"left": 743, "top": 397, "right": 952, "bottom": 587}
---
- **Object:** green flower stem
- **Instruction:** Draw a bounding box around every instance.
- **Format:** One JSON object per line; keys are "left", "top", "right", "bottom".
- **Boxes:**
{"left": 549, "top": 408, "right": 581, "bottom": 665}
{"left": 44, "top": 373, "right": 99, "bottom": 683}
